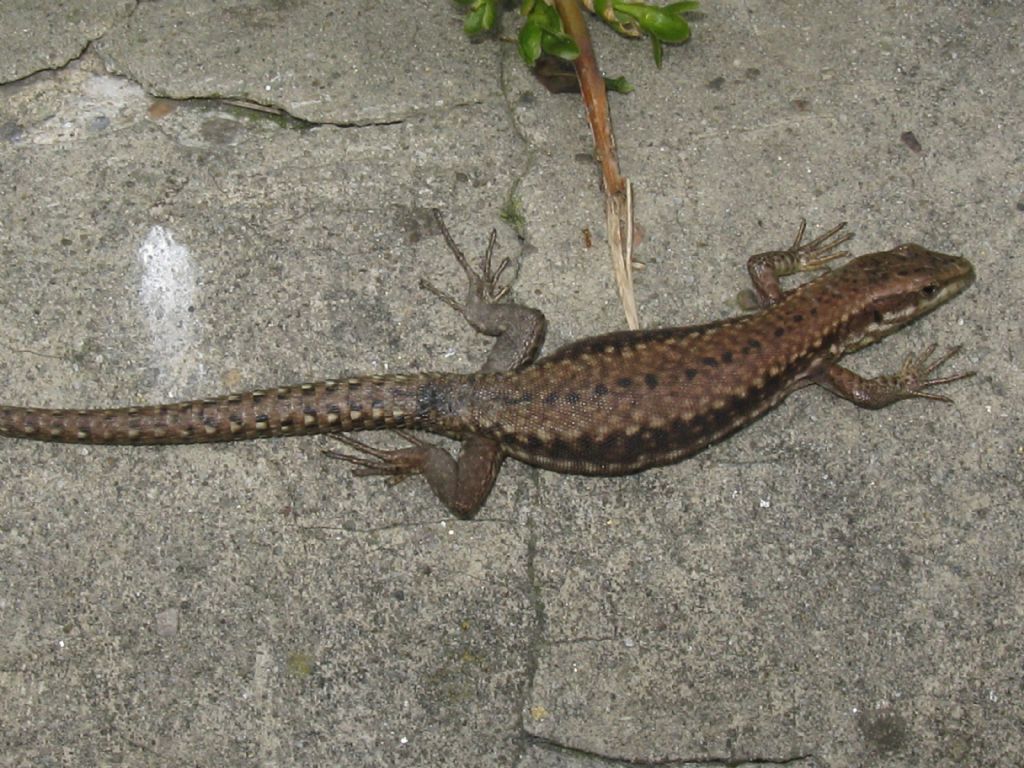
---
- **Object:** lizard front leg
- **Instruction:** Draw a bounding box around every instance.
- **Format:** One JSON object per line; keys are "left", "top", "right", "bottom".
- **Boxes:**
{"left": 328, "top": 213, "right": 547, "bottom": 518}
{"left": 744, "top": 220, "right": 854, "bottom": 307}
{"left": 812, "top": 344, "right": 975, "bottom": 408}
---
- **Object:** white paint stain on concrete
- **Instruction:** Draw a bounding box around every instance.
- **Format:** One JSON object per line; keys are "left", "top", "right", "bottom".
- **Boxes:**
{"left": 137, "top": 225, "right": 203, "bottom": 397}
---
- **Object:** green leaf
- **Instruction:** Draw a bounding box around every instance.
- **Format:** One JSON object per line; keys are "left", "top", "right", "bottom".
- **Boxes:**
{"left": 592, "top": 0, "right": 616, "bottom": 21}
{"left": 529, "top": 2, "right": 565, "bottom": 35}
{"left": 518, "top": 21, "right": 543, "bottom": 65}
{"left": 604, "top": 75, "right": 634, "bottom": 94}
{"left": 464, "top": 5, "right": 487, "bottom": 35}
{"left": 541, "top": 32, "right": 580, "bottom": 61}
{"left": 459, "top": 0, "right": 497, "bottom": 35}
{"left": 652, "top": 16, "right": 690, "bottom": 44}
{"left": 481, "top": 1, "right": 496, "bottom": 29}
{"left": 651, "top": 36, "right": 663, "bottom": 67}
{"left": 615, "top": 4, "right": 690, "bottom": 44}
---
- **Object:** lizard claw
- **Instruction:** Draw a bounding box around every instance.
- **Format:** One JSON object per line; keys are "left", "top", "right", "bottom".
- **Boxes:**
{"left": 787, "top": 219, "right": 854, "bottom": 273}
{"left": 324, "top": 433, "right": 428, "bottom": 480}
{"left": 893, "top": 343, "right": 975, "bottom": 403}
{"left": 428, "top": 210, "right": 511, "bottom": 311}
{"left": 418, "top": 277, "right": 463, "bottom": 313}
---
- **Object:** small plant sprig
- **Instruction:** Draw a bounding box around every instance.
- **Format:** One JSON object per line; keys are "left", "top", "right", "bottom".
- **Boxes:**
{"left": 458, "top": 0, "right": 697, "bottom": 70}
{"left": 458, "top": 0, "right": 498, "bottom": 36}
{"left": 453, "top": 0, "right": 699, "bottom": 328}
{"left": 585, "top": 0, "right": 698, "bottom": 66}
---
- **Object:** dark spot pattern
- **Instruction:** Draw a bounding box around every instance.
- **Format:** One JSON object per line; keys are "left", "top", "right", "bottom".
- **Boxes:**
{"left": 417, "top": 382, "right": 446, "bottom": 417}
{"left": 624, "top": 431, "right": 646, "bottom": 456}
{"left": 712, "top": 407, "right": 733, "bottom": 428}
{"left": 669, "top": 418, "right": 691, "bottom": 441}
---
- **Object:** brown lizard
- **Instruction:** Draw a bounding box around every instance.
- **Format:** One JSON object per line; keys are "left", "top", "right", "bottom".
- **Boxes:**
{"left": 0, "top": 215, "right": 975, "bottom": 517}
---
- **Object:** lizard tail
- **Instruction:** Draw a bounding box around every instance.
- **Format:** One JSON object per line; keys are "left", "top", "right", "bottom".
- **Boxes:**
{"left": 0, "top": 373, "right": 472, "bottom": 446}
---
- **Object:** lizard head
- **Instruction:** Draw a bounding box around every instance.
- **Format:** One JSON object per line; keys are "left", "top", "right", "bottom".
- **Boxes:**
{"left": 842, "top": 244, "right": 975, "bottom": 352}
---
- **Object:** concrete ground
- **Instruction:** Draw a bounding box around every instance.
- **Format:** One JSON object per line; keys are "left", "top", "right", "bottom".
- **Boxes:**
{"left": 1, "top": 1, "right": 1021, "bottom": 766}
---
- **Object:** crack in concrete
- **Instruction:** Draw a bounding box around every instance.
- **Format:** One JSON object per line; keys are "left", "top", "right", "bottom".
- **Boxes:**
{"left": 2, "top": 35, "right": 482, "bottom": 134}
{"left": 0, "top": 42, "right": 92, "bottom": 88}
{"left": 527, "top": 733, "right": 817, "bottom": 766}
{"left": 0, "top": 0, "right": 139, "bottom": 86}
{"left": 496, "top": 34, "right": 540, "bottom": 241}
{"left": 517, "top": 505, "right": 552, "bottom": 752}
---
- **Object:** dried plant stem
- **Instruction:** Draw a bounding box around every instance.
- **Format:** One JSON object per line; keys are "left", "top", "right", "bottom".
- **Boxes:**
{"left": 551, "top": 0, "right": 639, "bottom": 328}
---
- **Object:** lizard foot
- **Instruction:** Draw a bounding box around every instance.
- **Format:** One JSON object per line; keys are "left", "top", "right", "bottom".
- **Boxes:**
{"left": 419, "top": 210, "right": 511, "bottom": 326}
{"left": 783, "top": 219, "right": 855, "bottom": 274}
{"left": 885, "top": 343, "right": 975, "bottom": 403}
{"left": 416, "top": 209, "right": 546, "bottom": 372}
{"left": 324, "top": 431, "right": 430, "bottom": 481}
{"left": 742, "top": 220, "right": 856, "bottom": 309}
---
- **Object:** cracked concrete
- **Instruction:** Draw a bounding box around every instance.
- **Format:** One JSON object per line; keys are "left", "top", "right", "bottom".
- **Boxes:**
{"left": 1, "top": 1, "right": 1021, "bottom": 766}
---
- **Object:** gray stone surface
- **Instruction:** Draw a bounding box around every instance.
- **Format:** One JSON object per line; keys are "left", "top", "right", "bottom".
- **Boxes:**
{"left": 0, "top": 0, "right": 132, "bottom": 81}
{"left": 1, "top": 1, "right": 1020, "bottom": 766}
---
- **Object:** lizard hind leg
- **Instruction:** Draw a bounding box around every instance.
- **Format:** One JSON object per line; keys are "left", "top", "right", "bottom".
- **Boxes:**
{"left": 420, "top": 210, "right": 547, "bottom": 373}
{"left": 324, "top": 212, "right": 536, "bottom": 517}
{"left": 325, "top": 432, "right": 504, "bottom": 519}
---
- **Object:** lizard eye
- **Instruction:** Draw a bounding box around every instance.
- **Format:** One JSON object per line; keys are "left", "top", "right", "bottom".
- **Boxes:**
{"left": 921, "top": 284, "right": 939, "bottom": 298}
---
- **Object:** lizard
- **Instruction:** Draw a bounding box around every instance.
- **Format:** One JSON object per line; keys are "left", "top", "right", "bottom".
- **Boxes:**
{"left": 0, "top": 214, "right": 975, "bottom": 517}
